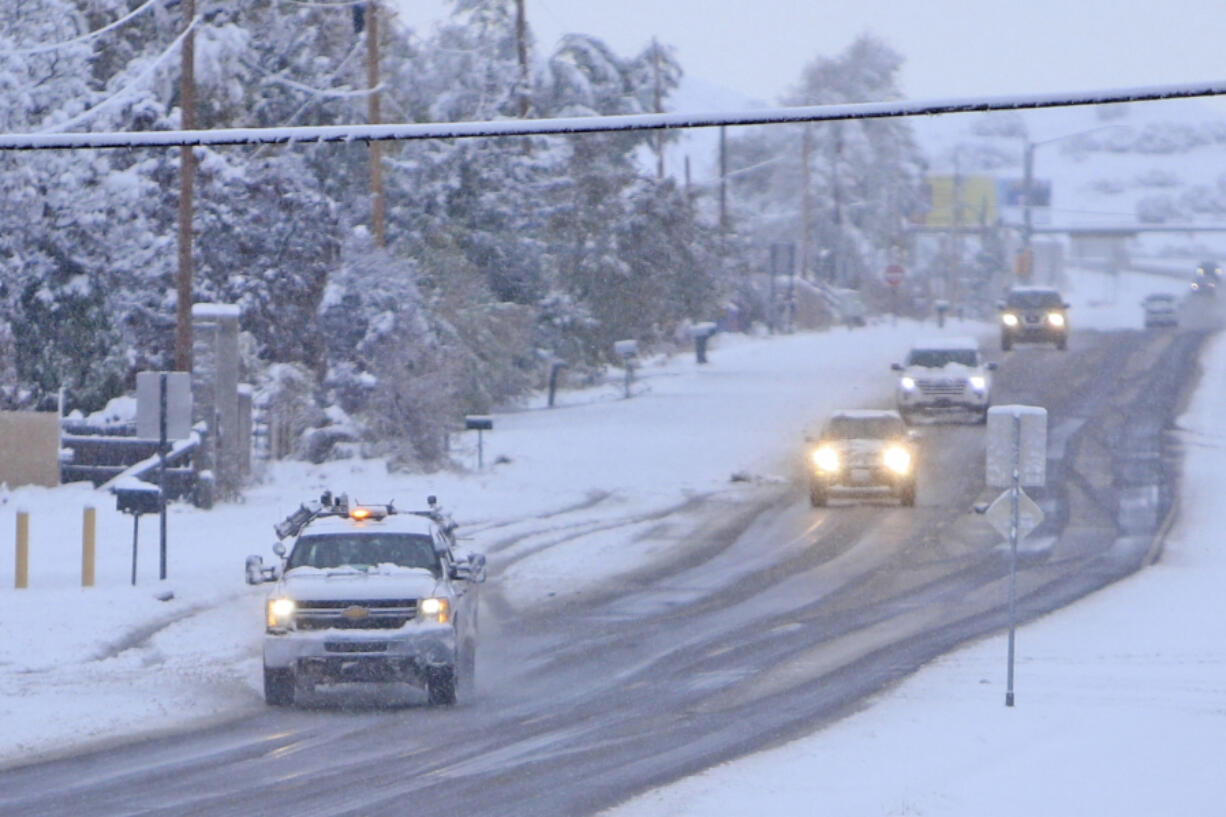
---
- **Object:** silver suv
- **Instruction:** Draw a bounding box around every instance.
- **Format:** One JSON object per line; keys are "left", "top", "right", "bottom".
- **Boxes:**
{"left": 245, "top": 493, "right": 485, "bottom": 706}
{"left": 892, "top": 336, "right": 995, "bottom": 424}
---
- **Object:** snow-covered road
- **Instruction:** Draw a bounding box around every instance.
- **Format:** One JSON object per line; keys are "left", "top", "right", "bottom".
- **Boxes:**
{"left": 0, "top": 267, "right": 1215, "bottom": 817}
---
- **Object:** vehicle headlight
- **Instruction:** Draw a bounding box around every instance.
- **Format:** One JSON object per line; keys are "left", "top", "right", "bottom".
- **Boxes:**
{"left": 267, "top": 597, "right": 296, "bottom": 630}
{"left": 812, "top": 446, "right": 840, "bottom": 473}
{"left": 899, "top": 376, "right": 916, "bottom": 391}
{"left": 1047, "top": 312, "right": 1065, "bottom": 327}
{"left": 1001, "top": 313, "right": 1019, "bottom": 327}
{"left": 418, "top": 597, "right": 451, "bottom": 624}
{"left": 969, "top": 375, "right": 987, "bottom": 391}
{"left": 882, "top": 445, "right": 912, "bottom": 475}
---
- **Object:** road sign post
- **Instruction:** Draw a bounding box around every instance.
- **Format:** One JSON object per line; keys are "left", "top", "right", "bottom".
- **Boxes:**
{"left": 985, "top": 405, "right": 1048, "bottom": 707}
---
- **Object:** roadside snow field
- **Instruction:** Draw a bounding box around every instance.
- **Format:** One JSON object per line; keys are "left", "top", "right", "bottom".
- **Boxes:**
{"left": 0, "top": 266, "right": 1206, "bottom": 800}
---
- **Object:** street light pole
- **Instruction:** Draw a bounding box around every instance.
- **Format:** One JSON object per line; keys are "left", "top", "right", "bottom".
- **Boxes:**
{"left": 1022, "top": 140, "right": 1035, "bottom": 259}
{"left": 1018, "top": 124, "right": 1124, "bottom": 281}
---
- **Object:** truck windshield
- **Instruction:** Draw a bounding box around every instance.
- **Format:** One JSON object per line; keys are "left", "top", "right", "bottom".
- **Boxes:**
{"left": 907, "top": 349, "right": 977, "bottom": 367}
{"left": 1006, "top": 290, "right": 1062, "bottom": 309}
{"left": 824, "top": 416, "right": 904, "bottom": 440}
{"left": 288, "top": 533, "right": 440, "bottom": 575}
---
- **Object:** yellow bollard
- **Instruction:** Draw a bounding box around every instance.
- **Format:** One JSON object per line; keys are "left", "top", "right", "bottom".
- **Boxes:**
{"left": 15, "top": 511, "right": 29, "bottom": 589}
{"left": 82, "top": 507, "right": 96, "bottom": 588}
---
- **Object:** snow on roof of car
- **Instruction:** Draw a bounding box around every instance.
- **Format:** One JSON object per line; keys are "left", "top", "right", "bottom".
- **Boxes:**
{"left": 1008, "top": 286, "right": 1062, "bottom": 294}
{"left": 830, "top": 408, "right": 903, "bottom": 420}
{"left": 910, "top": 336, "right": 979, "bottom": 351}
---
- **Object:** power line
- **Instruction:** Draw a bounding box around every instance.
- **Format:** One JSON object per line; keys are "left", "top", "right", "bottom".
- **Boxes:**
{"left": 0, "top": 0, "right": 165, "bottom": 57}
{"left": 5, "top": 78, "right": 1226, "bottom": 151}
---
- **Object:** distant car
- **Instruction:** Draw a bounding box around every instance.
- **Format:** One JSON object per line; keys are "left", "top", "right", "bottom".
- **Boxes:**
{"left": 998, "top": 286, "right": 1069, "bottom": 351}
{"left": 1142, "top": 293, "right": 1178, "bottom": 328}
{"left": 1191, "top": 260, "right": 1220, "bottom": 296}
{"left": 892, "top": 336, "right": 996, "bottom": 424}
{"left": 807, "top": 409, "right": 917, "bottom": 507}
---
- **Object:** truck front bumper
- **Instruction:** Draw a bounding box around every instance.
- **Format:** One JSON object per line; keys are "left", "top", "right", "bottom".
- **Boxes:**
{"left": 264, "top": 624, "right": 457, "bottom": 684}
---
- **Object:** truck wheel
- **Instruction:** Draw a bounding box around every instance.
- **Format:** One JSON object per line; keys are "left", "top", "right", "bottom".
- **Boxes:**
{"left": 1056, "top": 335, "right": 1067, "bottom": 351}
{"left": 426, "top": 666, "right": 457, "bottom": 706}
{"left": 1001, "top": 334, "right": 1012, "bottom": 352}
{"left": 809, "top": 483, "right": 827, "bottom": 508}
{"left": 899, "top": 481, "right": 917, "bottom": 507}
{"left": 264, "top": 667, "right": 295, "bottom": 707}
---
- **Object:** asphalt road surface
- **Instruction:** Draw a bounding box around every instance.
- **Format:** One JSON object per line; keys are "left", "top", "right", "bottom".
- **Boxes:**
{"left": 1, "top": 304, "right": 1218, "bottom": 817}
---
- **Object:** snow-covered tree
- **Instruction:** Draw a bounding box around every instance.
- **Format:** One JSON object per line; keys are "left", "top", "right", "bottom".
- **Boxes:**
{"left": 726, "top": 35, "right": 926, "bottom": 288}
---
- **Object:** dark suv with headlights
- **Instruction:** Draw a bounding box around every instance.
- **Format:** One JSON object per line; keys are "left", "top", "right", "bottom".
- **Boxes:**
{"left": 807, "top": 409, "right": 917, "bottom": 507}
{"left": 999, "top": 286, "right": 1069, "bottom": 351}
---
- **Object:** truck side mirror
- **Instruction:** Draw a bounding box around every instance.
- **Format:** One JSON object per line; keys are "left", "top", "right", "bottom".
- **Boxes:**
{"left": 450, "top": 553, "right": 487, "bottom": 583}
{"left": 890, "top": 363, "right": 903, "bottom": 371}
{"left": 245, "top": 555, "right": 264, "bottom": 585}
{"left": 987, "top": 362, "right": 998, "bottom": 371}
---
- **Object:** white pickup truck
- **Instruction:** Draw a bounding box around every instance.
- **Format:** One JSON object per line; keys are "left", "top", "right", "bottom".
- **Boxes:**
{"left": 246, "top": 493, "right": 485, "bottom": 706}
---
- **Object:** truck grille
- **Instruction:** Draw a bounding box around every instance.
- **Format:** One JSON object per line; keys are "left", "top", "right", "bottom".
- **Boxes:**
{"left": 324, "top": 641, "right": 389, "bottom": 653}
{"left": 295, "top": 598, "right": 418, "bottom": 631}
{"left": 916, "top": 378, "right": 967, "bottom": 397}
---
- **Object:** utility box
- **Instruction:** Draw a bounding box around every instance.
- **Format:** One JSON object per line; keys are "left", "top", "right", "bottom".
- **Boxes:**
{"left": 986, "top": 405, "right": 1047, "bottom": 488}
{"left": 136, "top": 372, "right": 193, "bottom": 441}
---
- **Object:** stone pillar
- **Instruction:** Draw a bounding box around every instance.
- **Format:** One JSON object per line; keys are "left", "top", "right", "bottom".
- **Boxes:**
{"left": 191, "top": 304, "right": 242, "bottom": 497}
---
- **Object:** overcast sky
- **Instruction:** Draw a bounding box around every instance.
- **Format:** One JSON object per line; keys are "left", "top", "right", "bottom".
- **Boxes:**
{"left": 392, "top": 0, "right": 1226, "bottom": 105}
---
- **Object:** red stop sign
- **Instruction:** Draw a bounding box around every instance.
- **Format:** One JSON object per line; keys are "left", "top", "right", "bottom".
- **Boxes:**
{"left": 884, "top": 264, "right": 905, "bottom": 286}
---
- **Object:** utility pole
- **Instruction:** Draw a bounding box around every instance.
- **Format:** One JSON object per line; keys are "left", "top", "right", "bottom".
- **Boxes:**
{"left": 950, "top": 151, "right": 964, "bottom": 305}
{"left": 652, "top": 38, "right": 664, "bottom": 180}
{"left": 1020, "top": 140, "right": 1035, "bottom": 279}
{"left": 174, "top": 0, "right": 196, "bottom": 372}
{"left": 515, "top": 0, "right": 530, "bottom": 118}
{"left": 718, "top": 125, "right": 728, "bottom": 239}
{"left": 830, "top": 124, "right": 843, "bottom": 284}
{"left": 800, "top": 125, "right": 812, "bottom": 281}
{"left": 366, "top": 0, "right": 385, "bottom": 247}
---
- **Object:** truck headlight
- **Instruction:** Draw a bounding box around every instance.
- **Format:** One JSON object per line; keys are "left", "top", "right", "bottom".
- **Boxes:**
{"left": 899, "top": 376, "right": 916, "bottom": 391}
{"left": 812, "top": 446, "right": 840, "bottom": 473}
{"left": 883, "top": 445, "right": 912, "bottom": 475}
{"left": 418, "top": 597, "right": 451, "bottom": 624}
{"left": 1001, "top": 313, "right": 1019, "bottom": 327}
{"left": 1047, "top": 312, "right": 1065, "bottom": 327}
{"left": 267, "top": 597, "right": 296, "bottom": 629}
{"left": 969, "top": 375, "right": 987, "bottom": 391}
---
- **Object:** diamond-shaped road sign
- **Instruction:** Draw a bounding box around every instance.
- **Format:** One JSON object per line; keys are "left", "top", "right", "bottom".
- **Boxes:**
{"left": 984, "top": 488, "right": 1044, "bottom": 542}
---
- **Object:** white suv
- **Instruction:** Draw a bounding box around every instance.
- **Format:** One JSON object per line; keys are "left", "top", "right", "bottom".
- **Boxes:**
{"left": 892, "top": 336, "right": 995, "bottom": 424}
{"left": 245, "top": 493, "right": 485, "bottom": 706}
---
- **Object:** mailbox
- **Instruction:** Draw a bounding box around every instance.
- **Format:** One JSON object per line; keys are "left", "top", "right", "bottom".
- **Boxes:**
{"left": 613, "top": 339, "right": 638, "bottom": 358}
{"left": 690, "top": 322, "right": 718, "bottom": 364}
{"left": 115, "top": 483, "right": 163, "bottom": 516}
{"left": 465, "top": 415, "right": 493, "bottom": 431}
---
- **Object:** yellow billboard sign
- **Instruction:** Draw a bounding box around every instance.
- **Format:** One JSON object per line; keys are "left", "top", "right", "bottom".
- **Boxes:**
{"left": 922, "top": 175, "right": 998, "bottom": 227}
